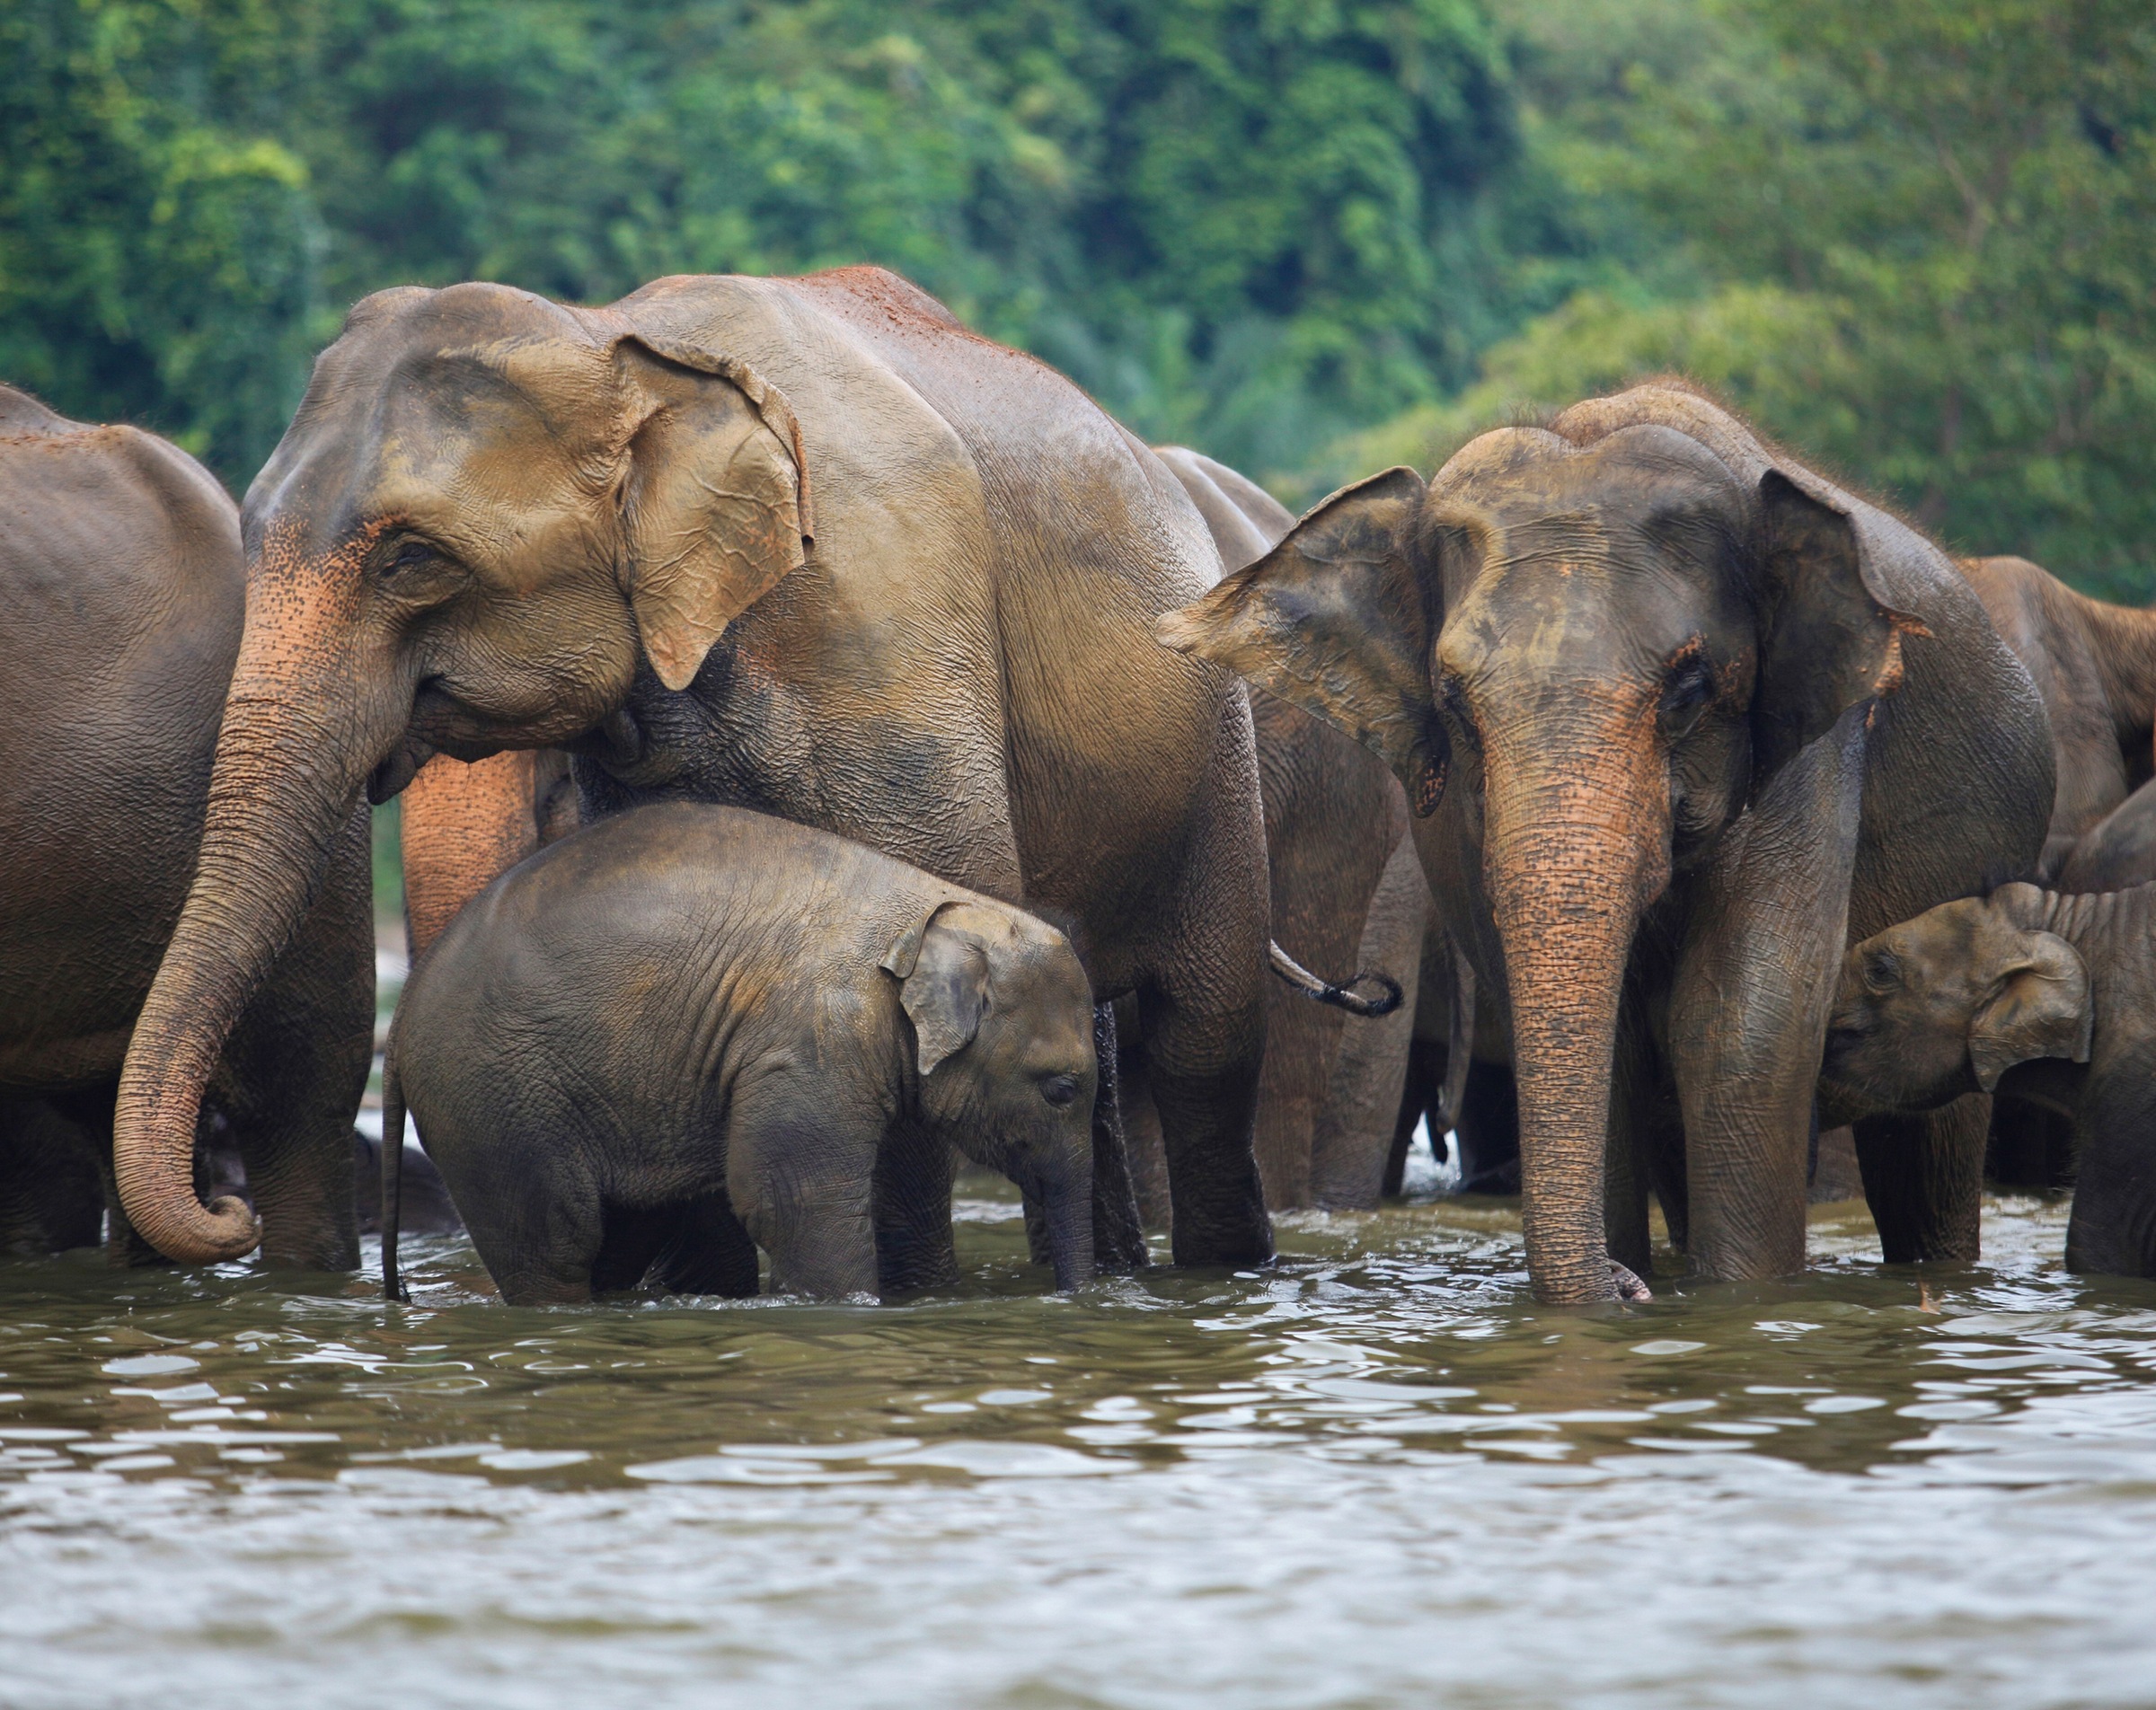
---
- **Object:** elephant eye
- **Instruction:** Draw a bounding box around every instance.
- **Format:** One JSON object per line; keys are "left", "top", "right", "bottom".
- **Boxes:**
{"left": 1862, "top": 948, "right": 1901, "bottom": 991}
{"left": 1040, "top": 1073, "right": 1081, "bottom": 1108}
{"left": 1658, "top": 657, "right": 1715, "bottom": 736}
{"left": 381, "top": 538, "right": 437, "bottom": 577}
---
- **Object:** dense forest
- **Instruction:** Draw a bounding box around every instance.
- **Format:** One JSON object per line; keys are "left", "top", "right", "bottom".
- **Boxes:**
{"left": 4, "top": 0, "right": 2152, "bottom": 593}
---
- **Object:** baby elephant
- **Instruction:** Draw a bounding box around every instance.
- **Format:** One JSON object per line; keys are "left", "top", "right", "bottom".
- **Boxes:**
{"left": 382, "top": 803, "right": 1098, "bottom": 1303}
{"left": 1822, "top": 882, "right": 2156, "bottom": 1277}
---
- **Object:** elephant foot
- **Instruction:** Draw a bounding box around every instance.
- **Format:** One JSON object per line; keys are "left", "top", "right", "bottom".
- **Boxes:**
{"left": 1610, "top": 1259, "right": 1653, "bottom": 1303}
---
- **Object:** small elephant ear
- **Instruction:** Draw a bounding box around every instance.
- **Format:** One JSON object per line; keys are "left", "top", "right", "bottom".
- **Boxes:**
{"left": 1753, "top": 466, "right": 1932, "bottom": 780}
{"left": 1968, "top": 930, "right": 2093, "bottom": 1092}
{"left": 1153, "top": 466, "right": 1453, "bottom": 816}
{"left": 612, "top": 331, "right": 815, "bottom": 692}
{"left": 880, "top": 902, "right": 991, "bottom": 1078}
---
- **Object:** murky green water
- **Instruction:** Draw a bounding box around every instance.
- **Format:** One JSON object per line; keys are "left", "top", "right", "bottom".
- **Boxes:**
{"left": 4, "top": 1180, "right": 2155, "bottom": 1709}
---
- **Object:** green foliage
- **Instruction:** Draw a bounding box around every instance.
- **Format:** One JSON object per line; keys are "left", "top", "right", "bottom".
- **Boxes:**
{"left": 1342, "top": 0, "right": 2156, "bottom": 595}
{"left": 7, "top": 0, "right": 2150, "bottom": 591}
{"left": 0, "top": 0, "right": 323, "bottom": 472}
{"left": 0, "top": 0, "right": 1519, "bottom": 490}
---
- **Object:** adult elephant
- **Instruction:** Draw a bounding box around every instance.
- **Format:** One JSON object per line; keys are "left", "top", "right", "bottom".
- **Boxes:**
{"left": 0, "top": 385, "right": 374, "bottom": 1267}
{"left": 1959, "top": 555, "right": 2156, "bottom": 870}
{"left": 1145, "top": 447, "right": 1429, "bottom": 1212}
{"left": 112, "top": 268, "right": 1275, "bottom": 1274}
{"left": 1160, "top": 384, "right": 2054, "bottom": 1302}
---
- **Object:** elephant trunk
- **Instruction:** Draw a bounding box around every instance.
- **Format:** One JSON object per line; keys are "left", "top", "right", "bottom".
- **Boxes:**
{"left": 1480, "top": 701, "right": 1669, "bottom": 1304}
{"left": 114, "top": 554, "right": 393, "bottom": 1263}
{"left": 1038, "top": 1154, "right": 1097, "bottom": 1292}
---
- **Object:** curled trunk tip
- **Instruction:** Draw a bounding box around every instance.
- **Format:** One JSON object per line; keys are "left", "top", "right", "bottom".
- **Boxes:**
{"left": 1268, "top": 940, "right": 1403, "bottom": 1018}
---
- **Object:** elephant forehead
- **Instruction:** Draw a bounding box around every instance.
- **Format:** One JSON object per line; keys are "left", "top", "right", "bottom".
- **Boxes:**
{"left": 1451, "top": 428, "right": 1741, "bottom": 528}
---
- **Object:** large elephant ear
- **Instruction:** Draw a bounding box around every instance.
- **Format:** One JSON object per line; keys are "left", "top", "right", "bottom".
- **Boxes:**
{"left": 1753, "top": 465, "right": 1933, "bottom": 780}
{"left": 1154, "top": 466, "right": 1451, "bottom": 815}
{"left": 880, "top": 902, "right": 992, "bottom": 1078}
{"left": 1968, "top": 929, "right": 2092, "bottom": 1092}
{"left": 612, "top": 332, "right": 815, "bottom": 692}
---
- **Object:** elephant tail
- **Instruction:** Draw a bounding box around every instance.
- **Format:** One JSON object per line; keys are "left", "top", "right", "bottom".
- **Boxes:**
{"left": 1268, "top": 941, "right": 1403, "bottom": 1018}
{"left": 380, "top": 1027, "right": 408, "bottom": 1304}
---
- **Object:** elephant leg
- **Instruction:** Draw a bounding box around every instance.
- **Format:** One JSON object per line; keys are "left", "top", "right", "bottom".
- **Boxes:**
{"left": 1667, "top": 712, "right": 1867, "bottom": 1282}
{"left": 728, "top": 1082, "right": 880, "bottom": 1299}
{"left": 464, "top": 1178, "right": 604, "bottom": 1306}
{"left": 39, "top": 1089, "right": 163, "bottom": 1267}
{"left": 220, "top": 805, "right": 375, "bottom": 1272}
{"left": 1381, "top": 1061, "right": 1426, "bottom": 1199}
{"left": 871, "top": 1113, "right": 959, "bottom": 1295}
{"left": 1854, "top": 1096, "right": 1988, "bottom": 1264}
{"left": 1454, "top": 1061, "right": 1521, "bottom": 1194}
{"left": 1116, "top": 1018, "right": 1173, "bottom": 1229}
{"left": 1138, "top": 963, "right": 1273, "bottom": 1266}
{"left": 1311, "top": 835, "right": 1427, "bottom": 1211}
{"left": 0, "top": 1096, "right": 108, "bottom": 1256}
{"left": 654, "top": 1192, "right": 762, "bottom": 1297}
{"left": 1126, "top": 690, "right": 1273, "bottom": 1267}
{"left": 1252, "top": 961, "right": 1330, "bottom": 1210}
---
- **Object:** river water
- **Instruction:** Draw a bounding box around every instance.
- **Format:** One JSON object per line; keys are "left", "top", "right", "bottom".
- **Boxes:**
{"left": 4, "top": 1175, "right": 2155, "bottom": 1709}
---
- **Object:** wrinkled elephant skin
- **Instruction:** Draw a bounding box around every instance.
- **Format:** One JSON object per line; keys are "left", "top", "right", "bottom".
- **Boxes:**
{"left": 114, "top": 269, "right": 1271, "bottom": 1272}
{"left": 1161, "top": 384, "right": 2053, "bottom": 1301}
{"left": 389, "top": 804, "right": 1098, "bottom": 1303}
{"left": 1825, "top": 883, "right": 2156, "bottom": 1278}
{"left": 1152, "top": 446, "right": 1427, "bottom": 1212}
{"left": 0, "top": 385, "right": 374, "bottom": 1270}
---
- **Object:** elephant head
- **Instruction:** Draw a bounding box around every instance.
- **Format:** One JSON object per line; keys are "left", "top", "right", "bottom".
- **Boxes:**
{"left": 1158, "top": 384, "right": 1931, "bottom": 1302}
{"left": 115, "top": 283, "right": 813, "bottom": 1262}
{"left": 881, "top": 900, "right": 1098, "bottom": 1290}
{"left": 1823, "top": 885, "right": 2092, "bottom": 1113}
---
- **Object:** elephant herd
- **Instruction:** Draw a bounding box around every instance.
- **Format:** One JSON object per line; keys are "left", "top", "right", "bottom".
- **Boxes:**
{"left": 4, "top": 264, "right": 2154, "bottom": 1307}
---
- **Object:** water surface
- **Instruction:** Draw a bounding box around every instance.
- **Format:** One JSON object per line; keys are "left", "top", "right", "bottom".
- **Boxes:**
{"left": 4, "top": 1178, "right": 2153, "bottom": 1708}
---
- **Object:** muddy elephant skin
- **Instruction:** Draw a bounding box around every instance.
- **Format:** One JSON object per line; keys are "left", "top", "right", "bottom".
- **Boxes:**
{"left": 384, "top": 803, "right": 1098, "bottom": 1304}
{"left": 113, "top": 267, "right": 1273, "bottom": 1272}
{"left": 1161, "top": 383, "right": 2054, "bottom": 1302}
{"left": 1824, "top": 883, "right": 2156, "bottom": 1278}
{"left": 0, "top": 385, "right": 374, "bottom": 1269}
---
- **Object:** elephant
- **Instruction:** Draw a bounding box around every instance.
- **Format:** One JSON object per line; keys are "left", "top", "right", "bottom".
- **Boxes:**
{"left": 1958, "top": 555, "right": 2156, "bottom": 869}
{"left": 1160, "top": 383, "right": 2054, "bottom": 1301}
{"left": 111, "top": 266, "right": 1284, "bottom": 1274}
{"left": 1822, "top": 882, "right": 2156, "bottom": 1278}
{"left": 1146, "top": 445, "right": 1431, "bottom": 1212}
{"left": 381, "top": 802, "right": 1099, "bottom": 1303}
{"left": 0, "top": 384, "right": 375, "bottom": 1269}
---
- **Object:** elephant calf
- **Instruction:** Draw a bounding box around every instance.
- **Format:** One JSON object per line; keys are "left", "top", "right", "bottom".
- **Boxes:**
{"left": 383, "top": 803, "right": 1099, "bottom": 1304}
{"left": 1823, "top": 883, "right": 2156, "bottom": 1277}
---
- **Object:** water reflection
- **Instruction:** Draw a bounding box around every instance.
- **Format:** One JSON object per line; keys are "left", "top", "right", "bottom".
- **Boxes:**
{"left": 4, "top": 1187, "right": 2156, "bottom": 1707}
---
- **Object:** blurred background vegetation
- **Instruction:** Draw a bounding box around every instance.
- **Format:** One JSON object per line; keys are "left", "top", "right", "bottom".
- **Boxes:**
{"left": 4, "top": 0, "right": 2152, "bottom": 614}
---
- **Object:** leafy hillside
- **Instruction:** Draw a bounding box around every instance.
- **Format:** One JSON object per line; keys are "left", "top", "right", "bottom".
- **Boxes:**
{"left": 3, "top": 0, "right": 2151, "bottom": 589}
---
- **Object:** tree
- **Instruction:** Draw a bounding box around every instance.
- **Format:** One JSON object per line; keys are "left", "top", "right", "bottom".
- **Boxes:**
{"left": 1338, "top": 0, "right": 2156, "bottom": 595}
{"left": 0, "top": 0, "right": 322, "bottom": 475}
{"left": 0, "top": 0, "right": 1526, "bottom": 491}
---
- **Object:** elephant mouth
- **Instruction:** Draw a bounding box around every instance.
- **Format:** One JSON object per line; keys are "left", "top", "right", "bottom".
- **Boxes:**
{"left": 368, "top": 736, "right": 437, "bottom": 805}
